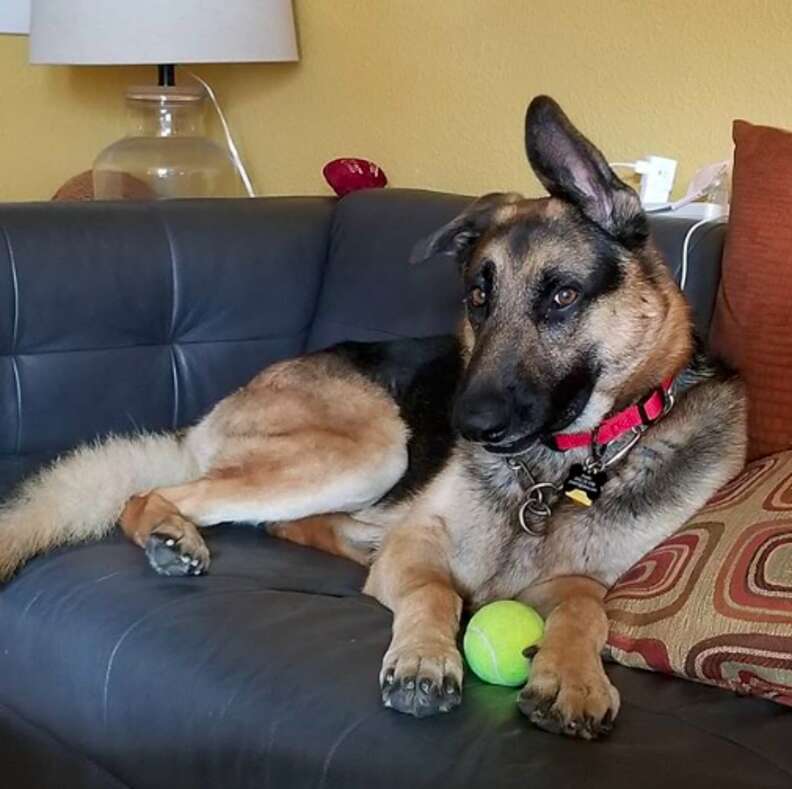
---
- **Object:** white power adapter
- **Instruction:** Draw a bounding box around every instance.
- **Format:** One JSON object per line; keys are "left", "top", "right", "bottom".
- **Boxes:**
{"left": 634, "top": 156, "right": 678, "bottom": 205}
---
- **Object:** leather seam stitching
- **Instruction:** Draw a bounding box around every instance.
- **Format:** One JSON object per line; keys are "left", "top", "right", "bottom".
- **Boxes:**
{"left": 155, "top": 210, "right": 181, "bottom": 430}
{"left": 0, "top": 328, "right": 313, "bottom": 358}
{"left": 1, "top": 224, "right": 22, "bottom": 453}
{"left": 303, "top": 205, "right": 340, "bottom": 352}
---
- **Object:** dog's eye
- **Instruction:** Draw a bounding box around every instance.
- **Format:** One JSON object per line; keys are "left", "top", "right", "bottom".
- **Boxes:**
{"left": 468, "top": 287, "right": 488, "bottom": 309}
{"left": 552, "top": 287, "right": 579, "bottom": 308}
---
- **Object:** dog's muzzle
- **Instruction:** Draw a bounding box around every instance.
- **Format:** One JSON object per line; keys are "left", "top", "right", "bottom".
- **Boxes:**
{"left": 453, "top": 390, "right": 512, "bottom": 444}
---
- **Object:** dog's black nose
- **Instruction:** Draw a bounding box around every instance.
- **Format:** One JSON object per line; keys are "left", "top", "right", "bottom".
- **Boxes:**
{"left": 454, "top": 392, "right": 511, "bottom": 444}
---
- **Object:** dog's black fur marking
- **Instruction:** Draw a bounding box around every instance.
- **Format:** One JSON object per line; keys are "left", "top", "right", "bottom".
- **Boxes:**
{"left": 504, "top": 216, "right": 547, "bottom": 262}
{"left": 545, "top": 356, "right": 599, "bottom": 433}
{"left": 582, "top": 237, "right": 626, "bottom": 299}
{"left": 332, "top": 336, "right": 463, "bottom": 504}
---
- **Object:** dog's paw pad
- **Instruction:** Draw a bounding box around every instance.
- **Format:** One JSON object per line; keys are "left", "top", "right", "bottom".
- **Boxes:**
{"left": 517, "top": 669, "right": 618, "bottom": 740}
{"left": 382, "top": 675, "right": 460, "bottom": 717}
{"left": 145, "top": 533, "right": 209, "bottom": 577}
{"left": 380, "top": 657, "right": 462, "bottom": 718}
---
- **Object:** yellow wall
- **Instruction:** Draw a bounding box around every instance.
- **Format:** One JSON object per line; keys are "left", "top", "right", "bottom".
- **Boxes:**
{"left": 1, "top": 0, "right": 792, "bottom": 202}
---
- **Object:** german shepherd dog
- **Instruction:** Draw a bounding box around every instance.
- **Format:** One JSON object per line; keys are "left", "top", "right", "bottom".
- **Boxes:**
{"left": 0, "top": 97, "right": 746, "bottom": 739}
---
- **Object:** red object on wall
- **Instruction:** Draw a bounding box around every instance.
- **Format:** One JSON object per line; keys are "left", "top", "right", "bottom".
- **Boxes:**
{"left": 323, "top": 158, "right": 387, "bottom": 196}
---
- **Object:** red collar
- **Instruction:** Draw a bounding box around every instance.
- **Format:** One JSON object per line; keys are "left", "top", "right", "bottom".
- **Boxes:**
{"left": 551, "top": 378, "right": 675, "bottom": 452}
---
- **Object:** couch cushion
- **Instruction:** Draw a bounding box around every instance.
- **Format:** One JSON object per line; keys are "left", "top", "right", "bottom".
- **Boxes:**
{"left": 1, "top": 701, "right": 125, "bottom": 789}
{"left": 0, "top": 198, "right": 334, "bottom": 470}
{"left": 2, "top": 529, "right": 792, "bottom": 789}
{"left": 606, "top": 450, "right": 792, "bottom": 706}
{"left": 710, "top": 120, "right": 792, "bottom": 460}
{"left": 306, "top": 189, "right": 470, "bottom": 350}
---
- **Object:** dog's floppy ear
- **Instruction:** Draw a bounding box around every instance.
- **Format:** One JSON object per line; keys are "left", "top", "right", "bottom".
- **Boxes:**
{"left": 409, "top": 192, "right": 523, "bottom": 266}
{"left": 525, "top": 96, "right": 647, "bottom": 247}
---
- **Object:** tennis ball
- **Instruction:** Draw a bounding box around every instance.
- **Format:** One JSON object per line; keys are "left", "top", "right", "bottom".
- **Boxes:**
{"left": 463, "top": 600, "right": 544, "bottom": 686}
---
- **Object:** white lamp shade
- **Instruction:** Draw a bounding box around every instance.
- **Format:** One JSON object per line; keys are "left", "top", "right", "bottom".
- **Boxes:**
{"left": 29, "top": 0, "right": 298, "bottom": 65}
{"left": 0, "top": 0, "right": 30, "bottom": 35}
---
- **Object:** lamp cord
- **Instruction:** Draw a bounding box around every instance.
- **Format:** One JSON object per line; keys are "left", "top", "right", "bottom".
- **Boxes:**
{"left": 187, "top": 71, "right": 257, "bottom": 198}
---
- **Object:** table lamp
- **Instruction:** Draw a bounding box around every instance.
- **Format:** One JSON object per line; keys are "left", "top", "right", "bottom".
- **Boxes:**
{"left": 29, "top": 0, "right": 298, "bottom": 199}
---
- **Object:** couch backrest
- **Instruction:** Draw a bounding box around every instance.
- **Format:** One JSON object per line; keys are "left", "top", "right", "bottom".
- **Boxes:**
{"left": 306, "top": 189, "right": 469, "bottom": 350}
{"left": 0, "top": 191, "right": 726, "bottom": 496}
{"left": 0, "top": 198, "right": 334, "bottom": 493}
{"left": 311, "top": 189, "right": 727, "bottom": 345}
{"left": 649, "top": 215, "right": 726, "bottom": 338}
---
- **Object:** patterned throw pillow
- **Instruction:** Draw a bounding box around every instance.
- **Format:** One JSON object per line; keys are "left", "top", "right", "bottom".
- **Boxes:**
{"left": 604, "top": 450, "right": 792, "bottom": 706}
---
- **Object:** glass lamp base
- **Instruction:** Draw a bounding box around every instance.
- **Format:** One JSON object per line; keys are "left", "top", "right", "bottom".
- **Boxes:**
{"left": 93, "top": 84, "right": 243, "bottom": 200}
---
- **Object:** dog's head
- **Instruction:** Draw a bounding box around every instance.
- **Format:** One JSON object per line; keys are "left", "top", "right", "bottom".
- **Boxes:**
{"left": 413, "top": 96, "right": 692, "bottom": 454}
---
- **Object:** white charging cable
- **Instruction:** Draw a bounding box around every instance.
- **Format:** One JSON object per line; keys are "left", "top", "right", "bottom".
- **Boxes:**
{"left": 646, "top": 194, "right": 708, "bottom": 215}
{"left": 187, "top": 71, "right": 256, "bottom": 198}
{"left": 611, "top": 162, "right": 728, "bottom": 292}
{"left": 679, "top": 217, "right": 727, "bottom": 293}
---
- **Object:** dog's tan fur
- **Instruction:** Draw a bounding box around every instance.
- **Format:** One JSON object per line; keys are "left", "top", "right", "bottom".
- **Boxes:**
{"left": 521, "top": 577, "right": 617, "bottom": 729}
{"left": 269, "top": 514, "right": 376, "bottom": 566}
{"left": 114, "top": 355, "right": 408, "bottom": 573}
{"left": 0, "top": 97, "right": 747, "bottom": 739}
{"left": 365, "top": 520, "right": 464, "bottom": 706}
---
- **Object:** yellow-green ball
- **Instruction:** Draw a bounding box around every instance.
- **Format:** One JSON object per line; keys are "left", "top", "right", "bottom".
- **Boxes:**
{"left": 463, "top": 600, "right": 544, "bottom": 686}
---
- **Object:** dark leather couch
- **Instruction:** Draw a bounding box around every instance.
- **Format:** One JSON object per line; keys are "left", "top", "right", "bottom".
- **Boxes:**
{"left": 1, "top": 190, "right": 788, "bottom": 789}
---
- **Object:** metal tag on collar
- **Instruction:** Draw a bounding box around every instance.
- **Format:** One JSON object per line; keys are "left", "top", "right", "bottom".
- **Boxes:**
{"left": 563, "top": 462, "right": 607, "bottom": 507}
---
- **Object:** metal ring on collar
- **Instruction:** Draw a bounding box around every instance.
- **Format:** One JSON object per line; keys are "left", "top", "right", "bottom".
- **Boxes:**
{"left": 518, "top": 499, "right": 550, "bottom": 534}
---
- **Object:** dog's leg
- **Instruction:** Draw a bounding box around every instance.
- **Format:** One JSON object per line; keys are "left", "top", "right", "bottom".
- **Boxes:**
{"left": 364, "top": 520, "right": 463, "bottom": 718}
{"left": 268, "top": 514, "right": 382, "bottom": 565}
{"left": 516, "top": 576, "right": 619, "bottom": 740}
{"left": 118, "top": 355, "right": 409, "bottom": 575}
{"left": 120, "top": 423, "right": 405, "bottom": 576}
{"left": 122, "top": 496, "right": 379, "bottom": 574}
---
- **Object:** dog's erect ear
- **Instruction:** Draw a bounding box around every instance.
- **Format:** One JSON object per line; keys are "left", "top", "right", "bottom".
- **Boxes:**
{"left": 409, "top": 192, "right": 523, "bottom": 266}
{"left": 525, "top": 96, "right": 647, "bottom": 247}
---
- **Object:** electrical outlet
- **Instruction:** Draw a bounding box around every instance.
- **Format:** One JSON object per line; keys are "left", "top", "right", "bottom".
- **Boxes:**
{"left": 635, "top": 156, "right": 677, "bottom": 205}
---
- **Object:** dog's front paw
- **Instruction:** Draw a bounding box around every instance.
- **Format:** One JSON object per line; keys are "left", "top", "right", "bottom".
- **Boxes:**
{"left": 145, "top": 520, "right": 210, "bottom": 577}
{"left": 380, "top": 640, "right": 463, "bottom": 718}
{"left": 517, "top": 648, "right": 619, "bottom": 740}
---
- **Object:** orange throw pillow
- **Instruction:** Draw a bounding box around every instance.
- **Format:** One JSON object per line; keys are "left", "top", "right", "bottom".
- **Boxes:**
{"left": 710, "top": 120, "right": 792, "bottom": 461}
